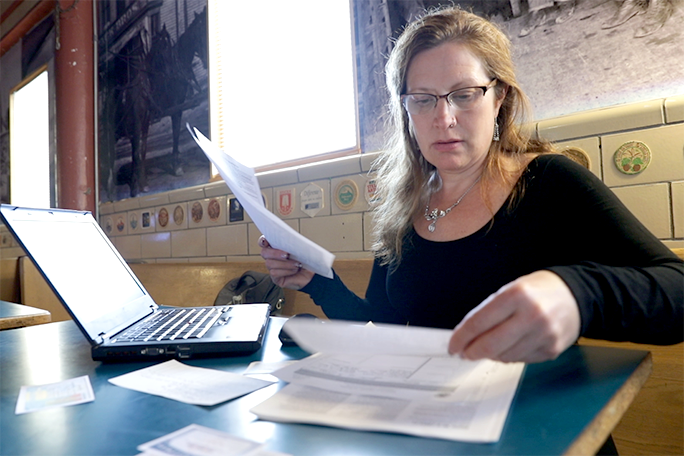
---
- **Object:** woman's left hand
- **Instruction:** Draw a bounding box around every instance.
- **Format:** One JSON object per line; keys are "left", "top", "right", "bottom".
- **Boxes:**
{"left": 448, "top": 270, "right": 581, "bottom": 364}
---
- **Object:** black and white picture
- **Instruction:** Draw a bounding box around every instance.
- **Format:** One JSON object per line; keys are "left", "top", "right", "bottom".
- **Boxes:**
{"left": 97, "top": 0, "right": 210, "bottom": 203}
{"left": 354, "top": 0, "right": 684, "bottom": 152}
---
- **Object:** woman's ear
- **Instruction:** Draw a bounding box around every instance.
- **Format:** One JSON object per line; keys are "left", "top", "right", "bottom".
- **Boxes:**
{"left": 493, "top": 84, "right": 508, "bottom": 118}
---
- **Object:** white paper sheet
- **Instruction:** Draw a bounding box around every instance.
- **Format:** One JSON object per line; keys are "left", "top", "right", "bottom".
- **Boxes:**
{"left": 188, "top": 126, "right": 335, "bottom": 279}
{"left": 251, "top": 354, "right": 524, "bottom": 443}
{"left": 282, "top": 318, "right": 454, "bottom": 356}
{"left": 15, "top": 375, "right": 95, "bottom": 415}
{"left": 109, "top": 360, "right": 274, "bottom": 406}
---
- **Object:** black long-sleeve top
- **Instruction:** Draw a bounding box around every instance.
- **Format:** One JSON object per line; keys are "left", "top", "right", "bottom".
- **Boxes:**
{"left": 302, "top": 154, "right": 684, "bottom": 344}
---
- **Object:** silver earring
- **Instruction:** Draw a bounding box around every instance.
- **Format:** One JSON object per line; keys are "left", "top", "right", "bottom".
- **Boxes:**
{"left": 493, "top": 120, "right": 500, "bottom": 141}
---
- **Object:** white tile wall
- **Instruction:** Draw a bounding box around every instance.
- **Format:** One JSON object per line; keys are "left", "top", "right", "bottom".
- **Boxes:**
{"left": 85, "top": 95, "right": 684, "bottom": 266}
{"left": 611, "top": 183, "right": 672, "bottom": 239}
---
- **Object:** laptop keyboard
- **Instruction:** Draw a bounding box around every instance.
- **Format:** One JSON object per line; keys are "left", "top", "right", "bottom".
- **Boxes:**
{"left": 111, "top": 307, "right": 226, "bottom": 343}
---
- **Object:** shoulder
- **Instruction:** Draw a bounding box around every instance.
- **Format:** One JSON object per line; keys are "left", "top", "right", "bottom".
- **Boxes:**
{"left": 524, "top": 153, "right": 599, "bottom": 188}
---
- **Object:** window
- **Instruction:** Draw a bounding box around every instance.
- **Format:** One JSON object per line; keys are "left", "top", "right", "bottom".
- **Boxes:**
{"left": 207, "top": 0, "right": 358, "bottom": 170}
{"left": 9, "top": 67, "right": 52, "bottom": 208}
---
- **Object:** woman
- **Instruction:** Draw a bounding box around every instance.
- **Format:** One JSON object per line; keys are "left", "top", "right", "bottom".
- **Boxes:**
{"left": 260, "top": 6, "right": 683, "bottom": 364}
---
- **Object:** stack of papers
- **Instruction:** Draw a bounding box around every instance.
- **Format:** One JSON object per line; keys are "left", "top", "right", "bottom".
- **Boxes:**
{"left": 250, "top": 320, "right": 525, "bottom": 443}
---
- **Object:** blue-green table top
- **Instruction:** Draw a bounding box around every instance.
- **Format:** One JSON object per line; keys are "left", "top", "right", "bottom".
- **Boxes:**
{"left": 0, "top": 318, "right": 650, "bottom": 455}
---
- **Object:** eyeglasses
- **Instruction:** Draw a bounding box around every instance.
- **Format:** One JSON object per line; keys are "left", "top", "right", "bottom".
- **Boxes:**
{"left": 401, "top": 79, "right": 498, "bottom": 116}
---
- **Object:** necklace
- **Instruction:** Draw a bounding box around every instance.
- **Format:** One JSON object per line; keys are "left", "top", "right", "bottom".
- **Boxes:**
{"left": 424, "top": 176, "right": 481, "bottom": 233}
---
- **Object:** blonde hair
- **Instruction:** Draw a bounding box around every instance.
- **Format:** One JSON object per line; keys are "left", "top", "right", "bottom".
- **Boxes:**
{"left": 371, "top": 6, "right": 554, "bottom": 267}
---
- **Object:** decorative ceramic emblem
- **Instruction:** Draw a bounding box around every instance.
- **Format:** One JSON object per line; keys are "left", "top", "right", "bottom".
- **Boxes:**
{"left": 116, "top": 216, "right": 126, "bottom": 233}
{"left": 104, "top": 216, "right": 113, "bottom": 234}
{"left": 173, "top": 205, "right": 185, "bottom": 225}
{"left": 614, "top": 141, "right": 651, "bottom": 175}
{"left": 129, "top": 213, "right": 138, "bottom": 231}
{"left": 277, "top": 189, "right": 295, "bottom": 216}
{"left": 365, "top": 178, "right": 379, "bottom": 204}
{"left": 191, "top": 201, "right": 203, "bottom": 223}
{"left": 301, "top": 183, "right": 324, "bottom": 217}
{"left": 158, "top": 207, "right": 169, "bottom": 228}
{"left": 335, "top": 179, "right": 358, "bottom": 210}
{"left": 229, "top": 197, "right": 244, "bottom": 222}
{"left": 208, "top": 198, "right": 221, "bottom": 221}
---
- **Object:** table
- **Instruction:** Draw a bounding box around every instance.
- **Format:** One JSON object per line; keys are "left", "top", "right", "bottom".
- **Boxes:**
{"left": 0, "top": 300, "right": 51, "bottom": 330}
{"left": 0, "top": 318, "right": 651, "bottom": 456}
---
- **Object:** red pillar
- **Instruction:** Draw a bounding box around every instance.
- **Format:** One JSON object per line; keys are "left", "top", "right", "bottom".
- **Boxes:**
{"left": 54, "top": 0, "right": 95, "bottom": 212}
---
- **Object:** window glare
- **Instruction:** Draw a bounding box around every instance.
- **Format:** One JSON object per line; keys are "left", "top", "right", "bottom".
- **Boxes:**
{"left": 209, "top": 0, "right": 357, "bottom": 168}
{"left": 10, "top": 71, "right": 50, "bottom": 208}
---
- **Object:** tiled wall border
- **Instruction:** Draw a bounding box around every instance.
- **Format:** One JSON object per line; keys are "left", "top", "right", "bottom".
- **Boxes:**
{"left": 2, "top": 95, "right": 683, "bottom": 263}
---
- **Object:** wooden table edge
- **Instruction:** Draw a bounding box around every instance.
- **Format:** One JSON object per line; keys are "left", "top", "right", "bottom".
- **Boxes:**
{"left": 0, "top": 309, "right": 52, "bottom": 330}
{"left": 563, "top": 351, "right": 653, "bottom": 455}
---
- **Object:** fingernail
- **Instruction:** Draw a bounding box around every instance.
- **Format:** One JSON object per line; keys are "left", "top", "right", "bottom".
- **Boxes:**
{"left": 296, "top": 263, "right": 303, "bottom": 269}
{"left": 258, "top": 236, "right": 267, "bottom": 247}
{"left": 282, "top": 253, "right": 290, "bottom": 260}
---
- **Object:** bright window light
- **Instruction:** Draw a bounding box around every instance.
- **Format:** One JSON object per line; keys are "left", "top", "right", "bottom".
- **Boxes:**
{"left": 208, "top": 0, "right": 358, "bottom": 169}
{"left": 10, "top": 69, "right": 51, "bottom": 208}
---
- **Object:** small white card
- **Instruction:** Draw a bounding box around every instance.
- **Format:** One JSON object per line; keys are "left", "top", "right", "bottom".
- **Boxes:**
{"left": 137, "top": 424, "right": 290, "bottom": 456}
{"left": 15, "top": 375, "right": 95, "bottom": 415}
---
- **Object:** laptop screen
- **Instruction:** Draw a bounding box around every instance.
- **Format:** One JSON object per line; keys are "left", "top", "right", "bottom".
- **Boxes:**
{"left": 1, "top": 206, "right": 155, "bottom": 342}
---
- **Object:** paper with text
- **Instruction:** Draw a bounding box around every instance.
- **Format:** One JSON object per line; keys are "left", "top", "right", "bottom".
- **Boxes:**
{"left": 188, "top": 126, "right": 335, "bottom": 279}
{"left": 15, "top": 375, "right": 95, "bottom": 415}
{"left": 282, "top": 318, "right": 454, "bottom": 356}
{"left": 109, "top": 360, "right": 274, "bottom": 406}
{"left": 252, "top": 354, "right": 524, "bottom": 442}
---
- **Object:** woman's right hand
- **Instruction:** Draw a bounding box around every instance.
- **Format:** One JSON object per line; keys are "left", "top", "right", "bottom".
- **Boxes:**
{"left": 259, "top": 236, "right": 315, "bottom": 290}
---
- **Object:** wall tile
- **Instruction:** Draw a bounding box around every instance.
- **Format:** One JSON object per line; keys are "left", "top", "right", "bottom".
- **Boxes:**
{"left": 204, "top": 180, "right": 231, "bottom": 198}
{"left": 257, "top": 168, "right": 299, "bottom": 188}
{"left": 207, "top": 224, "right": 249, "bottom": 256}
{"left": 247, "top": 219, "right": 299, "bottom": 255}
{"left": 297, "top": 155, "right": 361, "bottom": 181}
{"left": 127, "top": 208, "right": 156, "bottom": 234}
{"left": 363, "top": 211, "right": 375, "bottom": 252}
{"left": 139, "top": 192, "right": 170, "bottom": 209}
{"left": 602, "top": 124, "right": 684, "bottom": 187}
{"left": 331, "top": 174, "right": 371, "bottom": 215}
{"left": 113, "top": 235, "right": 141, "bottom": 260}
{"left": 273, "top": 180, "right": 331, "bottom": 220}
{"left": 554, "top": 137, "right": 602, "bottom": 179}
{"left": 100, "top": 202, "right": 115, "bottom": 215}
{"left": 171, "top": 228, "right": 207, "bottom": 258}
{"left": 361, "top": 151, "right": 381, "bottom": 172}
{"left": 672, "top": 181, "right": 684, "bottom": 239}
{"left": 537, "top": 100, "right": 664, "bottom": 142}
{"left": 188, "top": 197, "right": 227, "bottom": 228}
{"left": 113, "top": 198, "right": 140, "bottom": 212}
{"left": 300, "top": 213, "right": 363, "bottom": 252}
{"left": 155, "top": 203, "right": 189, "bottom": 231}
{"left": 611, "top": 183, "right": 671, "bottom": 239}
{"left": 168, "top": 187, "right": 205, "bottom": 203}
{"left": 141, "top": 232, "right": 171, "bottom": 258}
{"left": 102, "top": 213, "right": 128, "bottom": 237}
{"left": 664, "top": 95, "right": 684, "bottom": 123}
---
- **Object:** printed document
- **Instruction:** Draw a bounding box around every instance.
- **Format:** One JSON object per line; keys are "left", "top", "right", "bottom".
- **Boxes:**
{"left": 251, "top": 319, "right": 525, "bottom": 442}
{"left": 188, "top": 126, "right": 335, "bottom": 279}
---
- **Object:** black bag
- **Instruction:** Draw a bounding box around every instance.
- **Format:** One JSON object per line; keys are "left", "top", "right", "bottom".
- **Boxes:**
{"left": 213, "top": 271, "right": 285, "bottom": 315}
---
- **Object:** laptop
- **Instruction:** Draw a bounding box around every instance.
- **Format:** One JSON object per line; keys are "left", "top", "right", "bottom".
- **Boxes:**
{"left": 0, "top": 205, "right": 271, "bottom": 361}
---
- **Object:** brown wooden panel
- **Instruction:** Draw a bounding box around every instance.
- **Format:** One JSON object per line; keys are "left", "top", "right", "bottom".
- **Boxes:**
{"left": 19, "top": 256, "right": 71, "bottom": 322}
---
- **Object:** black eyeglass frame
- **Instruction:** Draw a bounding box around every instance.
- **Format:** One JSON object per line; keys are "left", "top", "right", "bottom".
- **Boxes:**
{"left": 401, "top": 78, "right": 498, "bottom": 114}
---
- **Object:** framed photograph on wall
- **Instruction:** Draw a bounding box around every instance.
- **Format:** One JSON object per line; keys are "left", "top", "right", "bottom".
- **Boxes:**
{"left": 97, "top": 0, "right": 210, "bottom": 203}
{"left": 353, "top": 0, "right": 684, "bottom": 153}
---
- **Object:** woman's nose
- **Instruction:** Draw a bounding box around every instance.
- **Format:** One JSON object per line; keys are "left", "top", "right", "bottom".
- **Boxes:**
{"left": 433, "top": 97, "right": 457, "bottom": 129}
